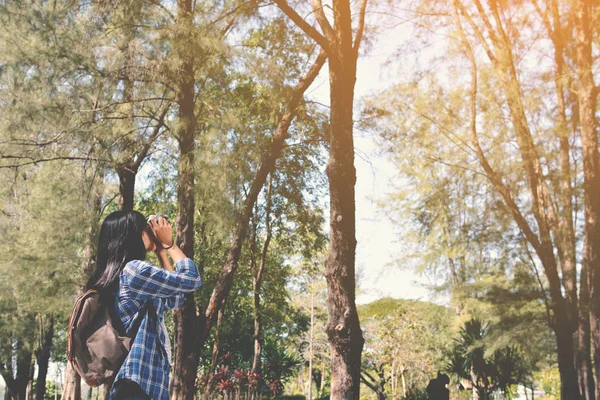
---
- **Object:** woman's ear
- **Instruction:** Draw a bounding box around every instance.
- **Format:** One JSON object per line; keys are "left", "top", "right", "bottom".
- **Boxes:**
{"left": 141, "top": 229, "right": 157, "bottom": 252}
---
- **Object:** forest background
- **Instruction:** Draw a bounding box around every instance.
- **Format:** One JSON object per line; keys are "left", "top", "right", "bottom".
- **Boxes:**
{"left": 0, "top": 0, "right": 599, "bottom": 399}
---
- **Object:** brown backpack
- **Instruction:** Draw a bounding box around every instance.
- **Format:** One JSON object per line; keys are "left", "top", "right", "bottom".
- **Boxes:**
{"left": 66, "top": 289, "right": 146, "bottom": 387}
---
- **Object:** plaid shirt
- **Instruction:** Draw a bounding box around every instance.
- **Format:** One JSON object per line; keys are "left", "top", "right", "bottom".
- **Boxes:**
{"left": 107, "top": 258, "right": 202, "bottom": 400}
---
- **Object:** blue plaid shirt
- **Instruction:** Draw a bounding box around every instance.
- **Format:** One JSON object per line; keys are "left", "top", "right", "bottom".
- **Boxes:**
{"left": 107, "top": 258, "right": 202, "bottom": 400}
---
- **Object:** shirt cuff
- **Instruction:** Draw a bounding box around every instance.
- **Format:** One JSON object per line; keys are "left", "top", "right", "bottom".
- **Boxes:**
{"left": 175, "top": 258, "right": 197, "bottom": 273}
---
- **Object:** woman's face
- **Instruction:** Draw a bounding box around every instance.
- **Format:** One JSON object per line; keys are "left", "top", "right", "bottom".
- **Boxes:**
{"left": 141, "top": 228, "right": 156, "bottom": 252}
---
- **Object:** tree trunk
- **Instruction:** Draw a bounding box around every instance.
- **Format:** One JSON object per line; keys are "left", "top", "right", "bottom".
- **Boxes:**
{"left": 307, "top": 292, "right": 315, "bottom": 400}
{"left": 202, "top": 307, "right": 224, "bottom": 400}
{"left": 541, "top": 2, "right": 594, "bottom": 393}
{"left": 252, "top": 177, "right": 272, "bottom": 378}
{"left": 319, "top": 368, "right": 326, "bottom": 398}
{"left": 117, "top": 166, "right": 136, "bottom": 212}
{"left": 325, "top": 43, "right": 364, "bottom": 400}
{"left": 574, "top": 2, "right": 600, "bottom": 399}
{"left": 60, "top": 363, "right": 80, "bottom": 400}
{"left": 169, "top": 0, "right": 199, "bottom": 398}
{"left": 452, "top": 3, "right": 580, "bottom": 397}
{"left": 271, "top": 1, "right": 369, "bottom": 396}
{"left": 35, "top": 316, "right": 54, "bottom": 400}
{"left": 401, "top": 369, "right": 406, "bottom": 399}
{"left": 4, "top": 337, "right": 35, "bottom": 400}
{"left": 578, "top": 260, "right": 595, "bottom": 400}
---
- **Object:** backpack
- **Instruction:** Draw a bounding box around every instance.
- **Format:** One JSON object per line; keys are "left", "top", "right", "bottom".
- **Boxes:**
{"left": 66, "top": 289, "right": 147, "bottom": 387}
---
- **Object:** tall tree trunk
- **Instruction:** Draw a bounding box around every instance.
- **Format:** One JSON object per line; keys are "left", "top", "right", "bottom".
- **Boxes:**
{"left": 325, "top": 36, "right": 364, "bottom": 400}
{"left": 203, "top": 307, "right": 224, "bottom": 400}
{"left": 4, "top": 334, "right": 35, "bottom": 400}
{"left": 270, "top": 2, "right": 368, "bottom": 393}
{"left": 26, "top": 356, "right": 34, "bottom": 400}
{"left": 170, "top": 1, "right": 198, "bottom": 399}
{"left": 251, "top": 176, "right": 273, "bottom": 377}
{"left": 35, "top": 316, "right": 54, "bottom": 400}
{"left": 574, "top": 1, "right": 600, "bottom": 399}
{"left": 307, "top": 292, "right": 314, "bottom": 400}
{"left": 536, "top": 1, "right": 595, "bottom": 393}
{"left": 578, "top": 260, "right": 595, "bottom": 400}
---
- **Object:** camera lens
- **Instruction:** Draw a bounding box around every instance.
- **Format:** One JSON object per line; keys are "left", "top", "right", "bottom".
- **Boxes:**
{"left": 147, "top": 215, "right": 170, "bottom": 223}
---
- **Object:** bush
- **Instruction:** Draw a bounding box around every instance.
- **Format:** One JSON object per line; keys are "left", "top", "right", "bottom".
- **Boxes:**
{"left": 401, "top": 387, "right": 428, "bottom": 400}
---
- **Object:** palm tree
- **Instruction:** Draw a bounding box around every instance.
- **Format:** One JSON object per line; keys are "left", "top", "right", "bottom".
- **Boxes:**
{"left": 446, "top": 319, "right": 526, "bottom": 399}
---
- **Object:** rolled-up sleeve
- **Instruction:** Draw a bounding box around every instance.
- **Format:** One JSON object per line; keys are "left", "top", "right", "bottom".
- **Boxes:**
{"left": 124, "top": 259, "right": 202, "bottom": 301}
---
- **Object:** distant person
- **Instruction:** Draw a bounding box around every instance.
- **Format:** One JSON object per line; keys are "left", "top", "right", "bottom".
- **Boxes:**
{"left": 426, "top": 372, "right": 450, "bottom": 400}
{"left": 86, "top": 211, "right": 203, "bottom": 400}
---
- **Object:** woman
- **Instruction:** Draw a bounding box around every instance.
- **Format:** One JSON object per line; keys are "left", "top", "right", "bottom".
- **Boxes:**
{"left": 86, "top": 210, "right": 202, "bottom": 400}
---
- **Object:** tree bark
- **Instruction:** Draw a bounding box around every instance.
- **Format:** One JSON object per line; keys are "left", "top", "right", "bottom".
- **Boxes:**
{"left": 251, "top": 176, "right": 273, "bottom": 377}
{"left": 35, "top": 316, "right": 54, "bottom": 400}
{"left": 60, "top": 363, "right": 80, "bottom": 400}
{"left": 574, "top": 1, "right": 600, "bottom": 399}
{"left": 578, "top": 260, "right": 595, "bottom": 400}
{"left": 3, "top": 335, "right": 35, "bottom": 400}
{"left": 307, "top": 292, "right": 315, "bottom": 400}
{"left": 537, "top": 2, "right": 595, "bottom": 394}
{"left": 170, "top": 1, "right": 198, "bottom": 398}
{"left": 202, "top": 307, "right": 224, "bottom": 400}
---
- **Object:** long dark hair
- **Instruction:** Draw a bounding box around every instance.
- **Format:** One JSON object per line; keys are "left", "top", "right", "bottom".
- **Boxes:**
{"left": 86, "top": 210, "right": 148, "bottom": 292}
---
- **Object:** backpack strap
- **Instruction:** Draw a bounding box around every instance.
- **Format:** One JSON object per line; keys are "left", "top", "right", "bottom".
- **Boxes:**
{"left": 107, "top": 293, "right": 166, "bottom": 358}
{"left": 146, "top": 301, "right": 168, "bottom": 358}
{"left": 105, "top": 292, "right": 149, "bottom": 339}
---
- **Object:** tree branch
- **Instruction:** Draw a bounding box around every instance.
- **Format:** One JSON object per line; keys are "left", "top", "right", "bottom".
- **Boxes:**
{"left": 0, "top": 156, "right": 98, "bottom": 170}
{"left": 311, "top": 0, "right": 334, "bottom": 39}
{"left": 454, "top": 0, "right": 497, "bottom": 64}
{"left": 353, "top": 0, "right": 368, "bottom": 54}
{"left": 274, "top": 0, "right": 331, "bottom": 53}
{"left": 452, "top": 1, "right": 541, "bottom": 251}
{"left": 132, "top": 105, "right": 170, "bottom": 171}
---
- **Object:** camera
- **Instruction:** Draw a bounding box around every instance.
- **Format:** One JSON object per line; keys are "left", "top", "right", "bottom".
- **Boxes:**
{"left": 147, "top": 215, "right": 170, "bottom": 224}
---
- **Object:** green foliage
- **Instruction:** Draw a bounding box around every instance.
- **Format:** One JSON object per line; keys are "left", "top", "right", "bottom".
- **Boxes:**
{"left": 359, "top": 298, "right": 454, "bottom": 398}
{"left": 446, "top": 319, "right": 528, "bottom": 399}
{"left": 535, "top": 366, "right": 560, "bottom": 399}
{"left": 400, "top": 387, "right": 428, "bottom": 400}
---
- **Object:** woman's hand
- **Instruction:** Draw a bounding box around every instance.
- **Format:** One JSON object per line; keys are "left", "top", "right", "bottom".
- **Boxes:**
{"left": 147, "top": 215, "right": 174, "bottom": 249}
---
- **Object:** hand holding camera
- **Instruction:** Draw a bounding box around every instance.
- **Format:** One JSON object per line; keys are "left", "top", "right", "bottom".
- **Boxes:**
{"left": 146, "top": 215, "right": 174, "bottom": 250}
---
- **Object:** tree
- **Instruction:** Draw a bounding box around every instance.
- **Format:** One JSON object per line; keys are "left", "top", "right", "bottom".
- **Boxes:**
{"left": 447, "top": 319, "right": 527, "bottom": 400}
{"left": 359, "top": 299, "right": 454, "bottom": 400}
{"left": 273, "top": 0, "right": 370, "bottom": 396}
{"left": 366, "top": 0, "right": 599, "bottom": 396}
{"left": 573, "top": 1, "right": 600, "bottom": 398}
